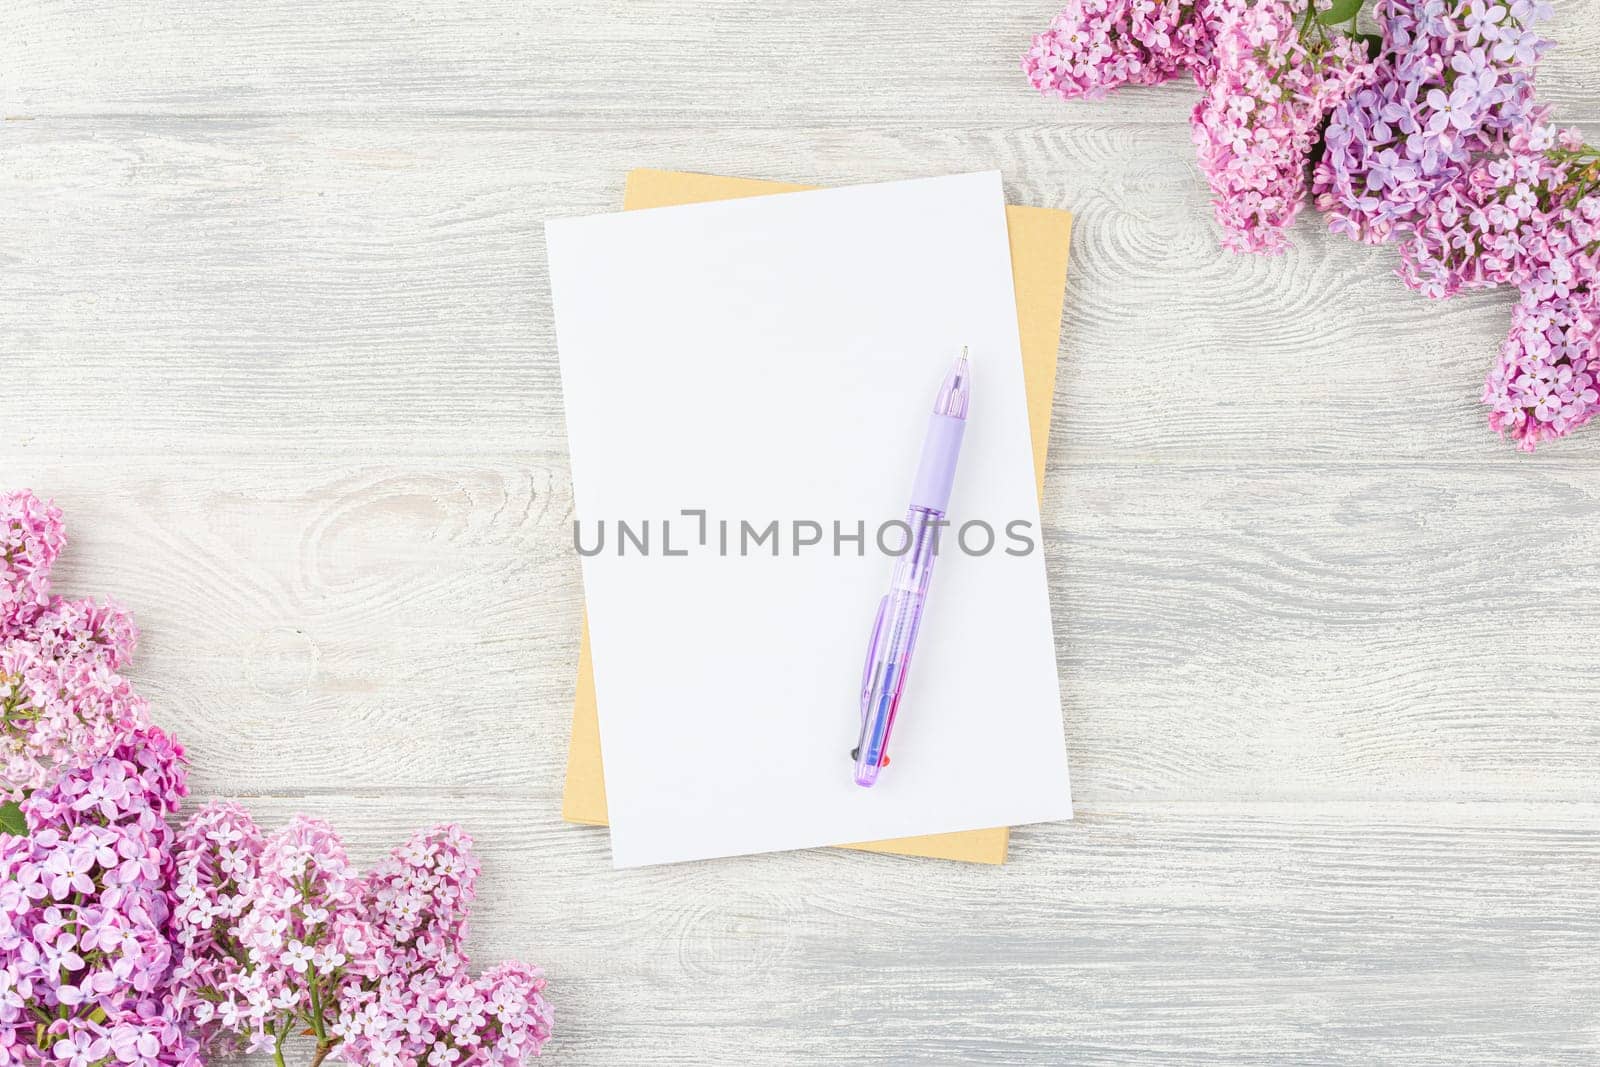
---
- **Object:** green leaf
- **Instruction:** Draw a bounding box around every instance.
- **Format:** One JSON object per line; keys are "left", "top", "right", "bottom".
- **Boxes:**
{"left": 1355, "top": 31, "right": 1384, "bottom": 58}
{"left": 0, "top": 801, "right": 26, "bottom": 837}
{"left": 1317, "top": 0, "right": 1363, "bottom": 25}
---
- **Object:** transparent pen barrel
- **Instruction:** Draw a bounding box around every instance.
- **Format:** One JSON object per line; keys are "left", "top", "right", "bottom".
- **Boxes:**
{"left": 854, "top": 506, "right": 945, "bottom": 786}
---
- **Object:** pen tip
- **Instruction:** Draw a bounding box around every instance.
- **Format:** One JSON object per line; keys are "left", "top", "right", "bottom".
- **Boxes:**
{"left": 961, "top": 345, "right": 969, "bottom": 360}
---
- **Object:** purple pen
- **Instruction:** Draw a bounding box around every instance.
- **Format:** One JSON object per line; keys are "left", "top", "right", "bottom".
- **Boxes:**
{"left": 853, "top": 347, "right": 971, "bottom": 788}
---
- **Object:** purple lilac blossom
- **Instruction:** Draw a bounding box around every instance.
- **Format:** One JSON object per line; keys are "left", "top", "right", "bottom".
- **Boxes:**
{"left": 1483, "top": 286, "right": 1600, "bottom": 449}
{"left": 1397, "top": 121, "right": 1600, "bottom": 297}
{"left": 1312, "top": 0, "right": 1552, "bottom": 243}
{"left": 1026, "top": 0, "right": 1600, "bottom": 448}
{"left": 0, "top": 726, "right": 198, "bottom": 1067}
{"left": 1191, "top": 0, "right": 1375, "bottom": 252}
{"left": 1026, "top": 0, "right": 1373, "bottom": 251}
{"left": 172, "top": 812, "right": 552, "bottom": 1067}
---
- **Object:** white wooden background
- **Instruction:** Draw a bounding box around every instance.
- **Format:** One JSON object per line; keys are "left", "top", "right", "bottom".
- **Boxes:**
{"left": 4, "top": 2, "right": 1600, "bottom": 1063}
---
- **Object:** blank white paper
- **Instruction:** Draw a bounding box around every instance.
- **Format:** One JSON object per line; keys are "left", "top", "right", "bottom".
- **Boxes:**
{"left": 546, "top": 171, "right": 1072, "bottom": 867}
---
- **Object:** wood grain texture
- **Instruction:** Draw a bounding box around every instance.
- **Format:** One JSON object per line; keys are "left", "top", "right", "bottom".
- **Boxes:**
{"left": 178, "top": 796, "right": 1600, "bottom": 1066}
{"left": 3, "top": 1, "right": 1600, "bottom": 1061}
{"left": 3, "top": 0, "right": 1599, "bottom": 120}
{"left": 8, "top": 119, "right": 1600, "bottom": 465}
{"left": 4, "top": 455, "right": 1597, "bottom": 806}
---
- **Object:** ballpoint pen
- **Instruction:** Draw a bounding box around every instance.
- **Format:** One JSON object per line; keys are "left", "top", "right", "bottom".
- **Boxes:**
{"left": 852, "top": 347, "right": 970, "bottom": 788}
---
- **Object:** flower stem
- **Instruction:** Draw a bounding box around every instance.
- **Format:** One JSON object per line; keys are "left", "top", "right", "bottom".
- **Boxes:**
{"left": 307, "top": 975, "right": 328, "bottom": 1042}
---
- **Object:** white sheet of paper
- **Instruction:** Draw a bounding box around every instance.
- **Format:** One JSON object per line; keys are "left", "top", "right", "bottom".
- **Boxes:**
{"left": 546, "top": 171, "right": 1072, "bottom": 867}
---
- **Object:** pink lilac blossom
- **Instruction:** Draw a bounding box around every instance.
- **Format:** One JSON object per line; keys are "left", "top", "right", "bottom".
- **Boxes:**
{"left": 0, "top": 493, "right": 150, "bottom": 799}
{"left": 171, "top": 813, "right": 374, "bottom": 1066}
{"left": 1389, "top": 119, "right": 1600, "bottom": 446}
{"left": 1397, "top": 122, "right": 1600, "bottom": 296}
{"left": 1023, "top": 0, "right": 1214, "bottom": 100}
{"left": 172, "top": 812, "right": 552, "bottom": 1067}
{"left": 167, "top": 803, "right": 267, "bottom": 1057}
{"left": 1025, "top": 0, "right": 1374, "bottom": 251}
{"left": 0, "top": 644, "right": 151, "bottom": 799}
{"left": 1313, "top": 0, "right": 1552, "bottom": 243}
{"left": 1191, "top": 0, "right": 1374, "bottom": 252}
{"left": 0, "top": 493, "right": 65, "bottom": 638}
{"left": 355, "top": 826, "right": 478, "bottom": 977}
{"left": 336, "top": 963, "right": 552, "bottom": 1067}
{"left": 0, "top": 725, "right": 198, "bottom": 1067}
{"left": 340, "top": 828, "right": 550, "bottom": 1067}
{"left": 335, "top": 827, "right": 554, "bottom": 1067}
{"left": 1482, "top": 286, "right": 1600, "bottom": 449}
{"left": 27, "top": 598, "right": 139, "bottom": 673}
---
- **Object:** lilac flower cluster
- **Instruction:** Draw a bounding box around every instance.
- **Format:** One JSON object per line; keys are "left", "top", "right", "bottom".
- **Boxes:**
{"left": 1, "top": 490, "right": 556, "bottom": 1066}
{"left": 1025, "top": 0, "right": 1600, "bottom": 448}
{"left": 1312, "top": 0, "right": 1599, "bottom": 447}
{"left": 1, "top": 491, "right": 150, "bottom": 799}
{"left": 1024, "top": 0, "right": 1212, "bottom": 99}
{"left": 165, "top": 803, "right": 264, "bottom": 1057}
{"left": 0, "top": 495, "right": 65, "bottom": 635}
{"left": 1314, "top": 0, "right": 1551, "bottom": 243}
{"left": 335, "top": 828, "right": 550, "bottom": 1067}
{"left": 1027, "top": 0, "right": 1372, "bottom": 251}
{"left": 172, "top": 812, "right": 552, "bottom": 1067}
{"left": 1482, "top": 286, "right": 1600, "bottom": 448}
{"left": 171, "top": 812, "right": 375, "bottom": 1065}
{"left": 1192, "top": 0, "right": 1373, "bottom": 252}
{"left": 354, "top": 826, "right": 478, "bottom": 978}
{"left": 1397, "top": 123, "right": 1600, "bottom": 297}
{"left": 0, "top": 724, "right": 199, "bottom": 1067}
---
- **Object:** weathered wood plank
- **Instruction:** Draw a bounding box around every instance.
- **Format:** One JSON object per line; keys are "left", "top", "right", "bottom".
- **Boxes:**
{"left": 211, "top": 795, "right": 1600, "bottom": 1066}
{"left": 3, "top": 456, "right": 1594, "bottom": 803}
{"left": 6, "top": 120, "right": 1600, "bottom": 465}
{"left": 4, "top": 0, "right": 1599, "bottom": 122}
